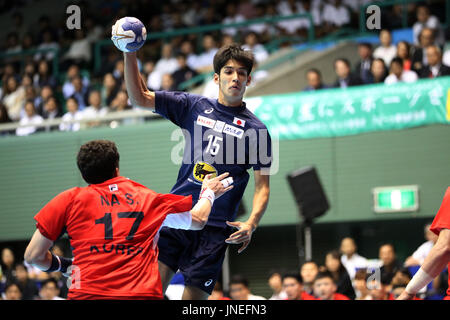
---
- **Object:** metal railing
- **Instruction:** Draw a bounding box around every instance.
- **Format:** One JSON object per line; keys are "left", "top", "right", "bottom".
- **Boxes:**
{"left": 0, "top": 109, "right": 159, "bottom": 134}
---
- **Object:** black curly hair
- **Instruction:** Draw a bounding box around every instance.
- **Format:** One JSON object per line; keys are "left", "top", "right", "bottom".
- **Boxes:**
{"left": 76, "top": 140, "right": 120, "bottom": 184}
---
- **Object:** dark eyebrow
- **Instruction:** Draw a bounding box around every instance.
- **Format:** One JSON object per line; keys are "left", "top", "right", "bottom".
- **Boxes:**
{"left": 223, "top": 66, "right": 247, "bottom": 71}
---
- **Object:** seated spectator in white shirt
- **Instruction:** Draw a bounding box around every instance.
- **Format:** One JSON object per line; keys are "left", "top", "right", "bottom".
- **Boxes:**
{"left": 412, "top": 5, "right": 445, "bottom": 46}
{"left": 38, "top": 278, "right": 65, "bottom": 300}
{"left": 322, "top": 0, "right": 351, "bottom": 33}
{"left": 222, "top": 2, "right": 246, "bottom": 37}
{"left": 276, "top": 0, "right": 304, "bottom": 35}
{"left": 59, "top": 97, "right": 83, "bottom": 132}
{"left": 61, "top": 29, "right": 92, "bottom": 67}
{"left": 194, "top": 34, "right": 219, "bottom": 73}
{"left": 147, "top": 43, "right": 179, "bottom": 91}
{"left": 16, "top": 100, "right": 43, "bottom": 136}
{"left": 373, "top": 29, "right": 397, "bottom": 67}
{"left": 179, "top": 40, "right": 199, "bottom": 71}
{"left": 34, "top": 30, "right": 60, "bottom": 62}
{"left": 242, "top": 32, "right": 269, "bottom": 64}
{"left": 384, "top": 57, "right": 419, "bottom": 84}
{"left": 2, "top": 75, "right": 26, "bottom": 122}
{"left": 340, "top": 237, "right": 368, "bottom": 280}
{"left": 268, "top": 271, "right": 288, "bottom": 300}
{"left": 82, "top": 90, "right": 108, "bottom": 128}
{"left": 404, "top": 222, "right": 438, "bottom": 267}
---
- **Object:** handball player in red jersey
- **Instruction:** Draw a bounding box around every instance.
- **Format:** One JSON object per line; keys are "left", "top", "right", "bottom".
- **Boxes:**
{"left": 397, "top": 187, "right": 450, "bottom": 300}
{"left": 24, "top": 140, "right": 233, "bottom": 300}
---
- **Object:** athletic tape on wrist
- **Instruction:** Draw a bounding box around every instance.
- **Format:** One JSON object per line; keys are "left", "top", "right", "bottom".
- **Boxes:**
{"left": 199, "top": 188, "right": 215, "bottom": 206}
{"left": 405, "top": 268, "right": 434, "bottom": 294}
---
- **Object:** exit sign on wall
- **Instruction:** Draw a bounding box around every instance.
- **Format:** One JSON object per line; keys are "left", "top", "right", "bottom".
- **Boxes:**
{"left": 372, "top": 185, "right": 419, "bottom": 213}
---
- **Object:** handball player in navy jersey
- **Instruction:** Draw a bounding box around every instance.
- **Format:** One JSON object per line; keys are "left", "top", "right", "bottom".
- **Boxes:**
{"left": 123, "top": 43, "right": 272, "bottom": 299}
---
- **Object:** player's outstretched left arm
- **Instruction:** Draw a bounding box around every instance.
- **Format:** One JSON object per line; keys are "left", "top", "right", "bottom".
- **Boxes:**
{"left": 397, "top": 228, "right": 450, "bottom": 300}
{"left": 225, "top": 170, "right": 270, "bottom": 253}
{"left": 24, "top": 230, "right": 72, "bottom": 275}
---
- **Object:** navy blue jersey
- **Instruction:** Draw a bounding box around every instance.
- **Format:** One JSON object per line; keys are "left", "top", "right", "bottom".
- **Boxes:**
{"left": 154, "top": 91, "right": 272, "bottom": 227}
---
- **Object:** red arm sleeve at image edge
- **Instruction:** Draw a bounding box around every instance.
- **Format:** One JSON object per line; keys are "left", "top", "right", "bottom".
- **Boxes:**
{"left": 430, "top": 188, "right": 450, "bottom": 236}
{"left": 33, "top": 189, "right": 73, "bottom": 241}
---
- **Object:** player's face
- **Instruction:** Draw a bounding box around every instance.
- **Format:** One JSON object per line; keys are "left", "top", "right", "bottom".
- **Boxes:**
{"left": 215, "top": 59, "right": 251, "bottom": 107}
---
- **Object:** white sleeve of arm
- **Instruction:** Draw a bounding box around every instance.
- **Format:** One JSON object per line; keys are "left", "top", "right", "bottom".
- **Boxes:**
{"left": 161, "top": 211, "right": 192, "bottom": 230}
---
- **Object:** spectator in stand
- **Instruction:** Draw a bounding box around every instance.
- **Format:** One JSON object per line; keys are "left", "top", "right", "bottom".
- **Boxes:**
{"left": 405, "top": 222, "right": 438, "bottom": 267}
{"left": 339, "top": 237, "right": 368, "bottom": 280}
{"left": 49, "top": 245, "right": 69, "bottom": 299}
{"left": 322, "top": 0, "right": 351, "bottom": 34}
{"left": 303, "top": 68, "right": 328, "bottom": 91}
{"left": 101, "top": 73, "right": 120, "bottom": 107}
{"left": 412, "top": 5, "right": 445, "bottom": 46}
{"left": 160, "top": 73, "right": 176, "bottom": 91}
{"left": 397, "top": 41, "right": 413, "bottom": 71}
{"left": 34, "top": 30, "right": 59, "bottom": 62}
{"left": 1, "top": 248, "right": 15, "bottom": 284}
{"left": 5, "top": 32, "right": 22, "bottom": 55}
{"left": 62, "top": 64, "right": 90, "bottom": 99}
{"left": 180, "top": 40, "right": 199, "bottom": 72}
{"left": 242, "top": 32, "right": 269, "bottom": 64}
{"left": 35, "top": 85, "right": 53, "bottom": 115}
{"left": 14, "top": 263, "right": 39, "bottom": 300}
{"left": 22, "top": 33, "right": 35, "bottom": 52}
{"left": 70, "top": 76, "right": 89, "bottom": 110}
{"left": 323, "top": 250, "right": 356, "bottom": 299}
{"left": 300, "top": 260, "right": 319, "bottom": 295}
{"left": 59, "top": 97, "right": 82, "bottom": 132}
{"left": 222, "top": 2, "right": 246, "bottom": 37}
{"left": 208, "top": 282, "right": 231, "bottom": 300}
{"left": 247, "top": 4, "right": 275, "bottom": 40}
{"left": 373, "top": 29, "right": 397, "bottom": 67}
{"left": 418, "top": 45, "right": 450, "bottom": 78}
{"left": 34, "top": 60, "right": 57, "bottom": 89}
{"left": 61, "top": 29, "right": 92, "bottom": 69}
{"left": 411, "top": 28, "right": 436, "bottom": 73}
{"left": 391, "top": 267, "right": 412, "bottom": 288}
{"left": 229, "top": 275, "right": 266, "bottom": 300}
{"left": 172, "top": 53, "right": 198, "bottom": 91}
{"left": 3, "top": 282, "right": 22, "bottom": 300}
{"left": 148, "top": 43, "right": 178, "bottom": 91}
{"left": 366, "top": 274, "right": 394, "bottom": 300}
{"left": 112, "top": 59, "right": 125, "bottom": 84}
{"left": 354, "top": 43, "right": 373, "bottom": 84}
{"left": 276, "top": 0, "right": 304, "bottom": 35}
{"left": 267, "top": 270, "right": 287, "bottom": 300}
{"left": 16, "top": 101, "right": 43, "bottom": 136}
{"left": 384, "top": 57, "right": 418, "bottom": 85}
{"left": 313, "top": 271, "right": 350, "bottom": 300}
{"left": 37, "top": 278, "right": 65, "bottom": 300}
{"left": 354, "top": 269, "right": 371, "bottom": 300}
{"left": 282, "top": 272, "right": 316, "bottom": 300}
{"left": 2, "top": 75, "right": 26, "bottom": 121}
{"left": 369, "top": 58, "right": 388, "bottom": 84}
{"left": 332, "top": 58, "right": 362, "bottom": 88}
{"left": 42, "top": 97, "right": 62, "bottom": 132}
{"left": 379, "top": 243, "right": 401, "bottom": 284}
{"left": 82, "top": 90, "right": 108, "bottom": 123}
{"left": 194, "top": 34, "right": 219, "bottom": 73}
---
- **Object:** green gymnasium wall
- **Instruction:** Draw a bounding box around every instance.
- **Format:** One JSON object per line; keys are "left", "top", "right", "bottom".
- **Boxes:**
{"left": 1, "top": 120, "right": 449, "bottom": 241}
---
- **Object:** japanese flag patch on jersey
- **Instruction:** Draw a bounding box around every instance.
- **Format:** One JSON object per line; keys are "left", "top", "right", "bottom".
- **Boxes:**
{"left": 109, "top": 184, "right": 118, "bottom": 192}
{"left": 233, "top": 117, "right": 246, "bottom": 127}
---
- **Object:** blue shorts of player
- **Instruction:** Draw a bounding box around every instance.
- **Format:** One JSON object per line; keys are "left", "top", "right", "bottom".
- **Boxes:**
{"left": 158, "top": 225, "right": 233, "bottom": 295}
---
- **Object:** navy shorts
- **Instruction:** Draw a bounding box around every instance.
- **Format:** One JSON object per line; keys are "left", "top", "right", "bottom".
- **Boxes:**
{"left": 157, "top": 225, "right": 233, "bottom": 295}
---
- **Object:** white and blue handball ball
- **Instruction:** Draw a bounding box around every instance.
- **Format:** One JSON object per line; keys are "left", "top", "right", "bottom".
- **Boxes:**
{"left": 111, "top": 17, "right": 147, "bottom": 52}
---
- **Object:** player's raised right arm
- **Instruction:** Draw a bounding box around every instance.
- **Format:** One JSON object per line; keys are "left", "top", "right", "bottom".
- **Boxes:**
{"left": 124, "top": 52, "right": 155, "bottom": 109}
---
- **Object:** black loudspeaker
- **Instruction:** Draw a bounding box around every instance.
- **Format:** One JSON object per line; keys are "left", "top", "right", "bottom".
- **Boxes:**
{"left": 286, "top": 166, "right": 329, "bottom": 222}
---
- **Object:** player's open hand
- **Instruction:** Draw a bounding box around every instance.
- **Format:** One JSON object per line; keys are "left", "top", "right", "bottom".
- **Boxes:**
{"left": 202, "top": 172, "right": 234, "bottom": 199}
{"left": 225, "top": 221, "right": 255, "bottom": 254}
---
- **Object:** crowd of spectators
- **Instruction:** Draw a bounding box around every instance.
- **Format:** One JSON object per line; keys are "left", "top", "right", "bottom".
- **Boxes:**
{"left": 0, "top": 219, "right": 448, "bottom": 300}
{"left": 0, "top": 1, "right": 448, "bottom": 137}
{"left": 205, "top": 222, "right": 447, "bottom": 301}
{"left": 303, "top": 5, "right": 450, "bottom": 91}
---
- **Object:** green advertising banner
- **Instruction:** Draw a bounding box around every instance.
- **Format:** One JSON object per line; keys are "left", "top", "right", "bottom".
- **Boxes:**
{"left": 246, "top": 77, "right": 450, "bottom": 140}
